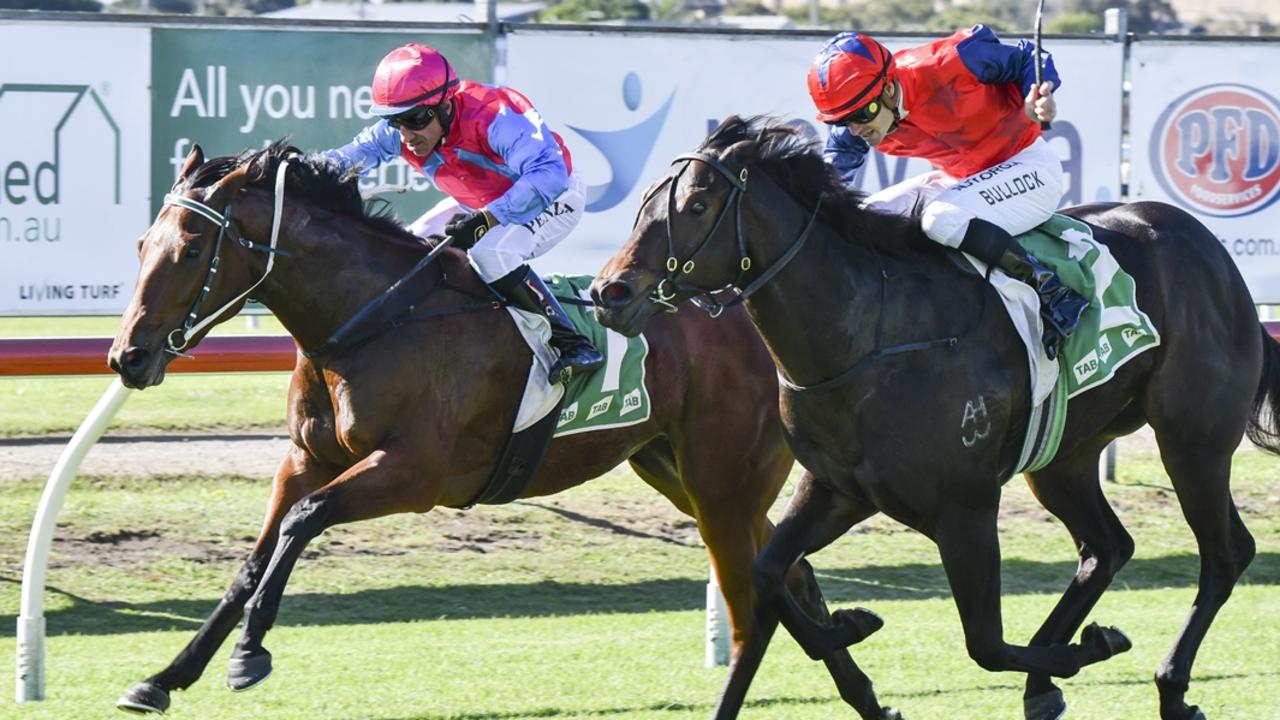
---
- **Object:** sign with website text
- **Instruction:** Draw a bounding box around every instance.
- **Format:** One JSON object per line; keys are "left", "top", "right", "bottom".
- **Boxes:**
{"left": 506, "top": 30, "right": 1123, "bottom": 277}
{"left": 1130, "top": 41, "right": 1280, "bottom": 302}
{"left": 0, "top": 24, "right": 152, "bottom": 315}
{"left": 150, "top": 28, "right": 492, "bottom": 222}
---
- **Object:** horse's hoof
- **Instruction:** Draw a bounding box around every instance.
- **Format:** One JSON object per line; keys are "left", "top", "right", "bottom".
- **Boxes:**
{"left": 831, "top": 607, "right": 884, "bottom": 647}
{"left": 1081, "top": 622, "right": 1133, "bottom": 659}
{"left": 880, "top": 707, "right": 903, "bottom": 720}
{"left": 1167, "top": 705, "right": 1206, "bottom": 720}
{"left": 1025, "top": 688, "right": 1067, "bottom": 720}
{"left": 226, "top": 650, "right": 273, "bottom": 692}
{"left": 115, "top": 682, "right": 170, "bottom": 714}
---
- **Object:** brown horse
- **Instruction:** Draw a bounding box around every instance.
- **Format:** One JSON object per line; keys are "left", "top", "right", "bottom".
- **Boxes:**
{"left": 107, "top": 141, "right": 897, "bottom": 719}
{"left": 592, "top": 117, "right": 1277, "bottom": 720}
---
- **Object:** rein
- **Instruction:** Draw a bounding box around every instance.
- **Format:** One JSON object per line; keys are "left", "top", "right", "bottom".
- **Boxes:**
{"left": 164, "top": 160, "right": 500, "bottom": 361}
{"left": 163, "top": 160, "right": 293, "bottom": 357}
{"left": 301, "top": 236, "right": 501, "bottom": 359}
{"left": 653, "top": 147, "right": 972, "bottom": 394}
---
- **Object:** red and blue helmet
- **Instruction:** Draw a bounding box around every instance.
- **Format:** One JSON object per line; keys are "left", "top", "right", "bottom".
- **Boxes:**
{"left": 369, "top": 43, "right": 459, "bottom": 117}
{"left": 807, "top": 32, "right": 895, "bottom": 124}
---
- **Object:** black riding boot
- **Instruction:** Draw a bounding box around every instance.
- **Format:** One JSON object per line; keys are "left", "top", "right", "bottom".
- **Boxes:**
{"left": 491, "top": 265, "right": 606, "bottom": 385}
{"left": 959, "top": 219, "right": 1090, "bottom": 361}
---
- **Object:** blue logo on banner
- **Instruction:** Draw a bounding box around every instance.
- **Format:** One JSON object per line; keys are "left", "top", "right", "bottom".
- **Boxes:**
{"left": 568, "top": 72, "right": 675, "bottom": 212}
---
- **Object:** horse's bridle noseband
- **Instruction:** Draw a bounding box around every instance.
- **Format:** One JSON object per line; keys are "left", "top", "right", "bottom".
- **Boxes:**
{"left": 161, "top": 159, "right": 292, "bottom": 356}
{"left": 641, "top": 151, "right": 823, "bottom": 318}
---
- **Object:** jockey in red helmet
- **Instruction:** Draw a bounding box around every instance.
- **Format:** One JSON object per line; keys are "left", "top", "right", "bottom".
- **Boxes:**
{"left": 808, "top": 27, "right": 1088, "bottom": 361}
{"left": 325, "top": 43, "right": 603, "bottom": 385}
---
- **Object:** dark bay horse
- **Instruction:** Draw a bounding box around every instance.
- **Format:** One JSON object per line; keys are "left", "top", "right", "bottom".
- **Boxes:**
{"left": 591, "top": 117, "right": 1278, "bottom": 720}
{"left": 106, "top": 142, "right": 896, "bottom": 718}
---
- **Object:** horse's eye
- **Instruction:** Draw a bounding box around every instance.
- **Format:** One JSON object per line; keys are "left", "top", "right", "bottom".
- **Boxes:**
{"left": 184, "top": 244, "right": 203, "bottom": 259}
{"left": 690, "top": 200, "right": 707, "bottom": 215}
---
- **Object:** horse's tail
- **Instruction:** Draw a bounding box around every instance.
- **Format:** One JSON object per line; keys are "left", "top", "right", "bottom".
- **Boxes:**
{"left": 1246, "top": 324, "right": 1280, "bottom": 455}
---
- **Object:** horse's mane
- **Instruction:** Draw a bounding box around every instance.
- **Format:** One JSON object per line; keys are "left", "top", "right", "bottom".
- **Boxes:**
{"left": 696, "top": 116, "right": 932, "bottom": 257}
{"left": 179, "top": 139, "right": 429, "bottom": 249}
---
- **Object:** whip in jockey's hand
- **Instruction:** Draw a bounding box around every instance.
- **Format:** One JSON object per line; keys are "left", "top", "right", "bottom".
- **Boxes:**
{"left": 322, "top": 43, "right": 605, "bottom": 385}
{"left": 809, "top": 27, "right": 1088, "bottom": 360}
{"left": 1025, "top": 81, "right": 1058, "bottom": 125}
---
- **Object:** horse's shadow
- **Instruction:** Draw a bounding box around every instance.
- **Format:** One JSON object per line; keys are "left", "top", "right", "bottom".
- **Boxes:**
{"left": 4, "top": 552, "right": 1277, "bottom": 638}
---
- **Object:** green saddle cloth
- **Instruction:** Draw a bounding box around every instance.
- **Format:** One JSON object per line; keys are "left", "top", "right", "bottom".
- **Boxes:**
{"left": 543, "top": 274, "right": 653, "bottom": 437}
{"left": 1014, "top": 214, "right": 1161, "bottom": 472}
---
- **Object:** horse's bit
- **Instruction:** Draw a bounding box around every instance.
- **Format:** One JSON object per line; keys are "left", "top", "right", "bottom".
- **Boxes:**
{"left": 639, "top": 151, "right": 823, "bottom": 318}
{"left": 161, "top": 160, "right": 292, "bottom": 356}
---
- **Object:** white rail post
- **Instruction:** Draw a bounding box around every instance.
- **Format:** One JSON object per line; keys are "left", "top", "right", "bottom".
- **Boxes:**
{"left": 16, "top": 378, "right": 132, "bottom": 702}
{"left": 705, "top": 565, "right": 730, "bottom": 667}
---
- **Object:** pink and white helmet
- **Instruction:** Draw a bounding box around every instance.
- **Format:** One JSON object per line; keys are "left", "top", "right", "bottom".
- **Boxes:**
{"left": 369, "top": 43, "right": 459, "bottom": 117}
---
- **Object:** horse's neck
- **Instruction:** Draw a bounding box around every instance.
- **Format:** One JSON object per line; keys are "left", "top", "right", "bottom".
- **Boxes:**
{"left": 247, "top": 196, "right": 443, "bottom": 351}
{"left": 744, "top": 224, "right": 885, "bottom": 386}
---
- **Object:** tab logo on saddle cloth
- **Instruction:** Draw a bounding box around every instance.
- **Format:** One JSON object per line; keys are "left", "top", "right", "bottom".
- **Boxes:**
{"left": 1019, "top": 216, "right": 1161, "bottom": 399}
{"left": 546, "top": 274, "right": 653, "bottom": 437}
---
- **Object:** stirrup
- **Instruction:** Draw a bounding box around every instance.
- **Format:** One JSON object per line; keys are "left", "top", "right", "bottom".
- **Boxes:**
{"left": 549, "top": 345, "right": 604, "bottom": 385}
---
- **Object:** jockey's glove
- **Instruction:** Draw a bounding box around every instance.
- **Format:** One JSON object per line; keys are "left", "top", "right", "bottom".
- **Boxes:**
{"left": 444, "top": 209, "right": 496, "bottom": 250}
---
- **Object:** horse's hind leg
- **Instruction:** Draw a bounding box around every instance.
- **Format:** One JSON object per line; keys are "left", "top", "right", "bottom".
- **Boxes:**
{"left": 1148, "top": 433, "right": 1255, "bottom": 720}
{"left": 1019, "top": 440, "right": 1136, "bottom": 720}
{"left": 934, "top": 507, "right": 1132, "bottom": 681}
{"left": 226, "top": 443, "right": 433, "bottom": 692}
{"left": 116, "top": 447, "right": 335, "bottom": 714}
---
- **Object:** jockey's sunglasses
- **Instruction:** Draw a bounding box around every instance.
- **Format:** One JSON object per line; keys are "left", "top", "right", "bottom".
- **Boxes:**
{"left": 834, "top": 98, "right": 884, "bottom": 126}
{"left": 388, "top": 105, "right": 437, "bottom": 131}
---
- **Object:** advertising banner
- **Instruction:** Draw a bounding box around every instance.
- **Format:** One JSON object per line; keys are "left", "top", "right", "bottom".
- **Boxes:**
{"left": 0, "top": 23, "right": 151, "bottom": 315}
{"left": 506, "top": 30, "right": 1123, "bottom": 276}
{"left": 1129, "top": 40, "right": 1280, "bottom": 302}
{"left": 151, "top": 28, "right": 492, "bottom": 222}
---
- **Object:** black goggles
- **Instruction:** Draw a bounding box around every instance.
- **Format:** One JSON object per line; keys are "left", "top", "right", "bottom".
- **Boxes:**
{"left": 388, "top": 105, "right": 437, "bottom": 131}
{"left": 833, "top": 98, "right": 884, "bottom": 126}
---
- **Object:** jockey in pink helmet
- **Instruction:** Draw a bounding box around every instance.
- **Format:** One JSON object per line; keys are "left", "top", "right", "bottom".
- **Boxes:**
{"left": 325, "top": 43, "right": 603, "bottom": 385}
{"left": 808, "top": 27, "right": 1088, "bottom": 361}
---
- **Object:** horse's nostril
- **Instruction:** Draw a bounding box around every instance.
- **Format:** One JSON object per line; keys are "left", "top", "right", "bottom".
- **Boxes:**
{"left": 600, "top": 282, "right": 633, "bottom": 309}
{"left": 122, "top": 347, "right": 149, "bottom": 371}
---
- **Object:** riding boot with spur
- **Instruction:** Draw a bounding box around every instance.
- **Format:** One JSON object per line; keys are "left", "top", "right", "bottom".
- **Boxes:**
{"left": 959, "top": 218, "right": 1090, "bottom": 361}
{"left": 490, "top": 265, "right": 606, "bottom": 385}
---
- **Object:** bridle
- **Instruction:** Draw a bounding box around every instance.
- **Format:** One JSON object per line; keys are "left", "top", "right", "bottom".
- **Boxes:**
{"left": 642, "top": 147, "right": 961, "bottom": 394}
{"left": 640, "top": 151, "right": 823, "bottom": 318}
{"left": 161, "top": 159, "right": 292, "bottom": 356}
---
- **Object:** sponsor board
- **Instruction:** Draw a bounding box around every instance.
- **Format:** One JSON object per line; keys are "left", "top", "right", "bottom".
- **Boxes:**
{"left": 0, "top": 25, "right": 150, "bottom": 315}
{"left": 1148, "top": 83, "right": 1280, "bottom": 219}
{"left": 1131, "top": 42, "right": 1280, "bottom": 302}
{"left": 506, "top": 31, "right": 1123, "bottom": 277}
{"left": 151, "top": 29, "right": 492, "bottom": 223}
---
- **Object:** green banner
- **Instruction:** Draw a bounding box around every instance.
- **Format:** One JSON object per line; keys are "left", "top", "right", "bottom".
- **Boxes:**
{"left": 150, "top": 28, "right": 492, "bottom": 222}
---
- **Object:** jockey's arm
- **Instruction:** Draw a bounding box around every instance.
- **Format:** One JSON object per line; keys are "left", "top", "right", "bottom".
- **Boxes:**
{"left": 955, "top": 24, "right": 1063, "bottom": 123}
{"left": 824, "top": 126, "right": 870, "bottom": 187}
{"left": 484, "top": 109, "right": 571, "bottom": 226}
{"left": 321, "top": 121, "right": 403, "bottom": 176}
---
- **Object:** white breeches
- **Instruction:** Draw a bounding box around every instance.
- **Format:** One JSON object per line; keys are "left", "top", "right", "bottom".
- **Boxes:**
{"left": 863, "top": 137, "right": 1066, "bottom": 247}
{"left": 408, "top": 170, "right": 587, "bottom": 283}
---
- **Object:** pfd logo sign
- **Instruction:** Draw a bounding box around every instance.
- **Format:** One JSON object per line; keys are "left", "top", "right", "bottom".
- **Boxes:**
{"left": 1150, "top": 83, "right": 1280, "bottom": 218}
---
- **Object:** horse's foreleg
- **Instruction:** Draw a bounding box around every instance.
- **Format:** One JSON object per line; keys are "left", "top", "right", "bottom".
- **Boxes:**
{"left": 226, "top": 445, "right": 431, "bottom": 693}
{"left": 752, "top": 473, "right": 883, "bottom": 663}
{"left": 1019, "top": 446, "right": 1134, "bottom": 720}
{"left": 116, "top": 447, "right": 336, "bottom": 714}
{"left": 934, "top": 508, "right": 1131, "bottom": 684}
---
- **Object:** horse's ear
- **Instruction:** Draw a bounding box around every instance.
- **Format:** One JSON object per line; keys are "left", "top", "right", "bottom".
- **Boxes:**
{"left": 206, "top": 163, "right": 254, "bottom": 207}
{"left": 172, "top": 144, "right": 205, "bottom": 189}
